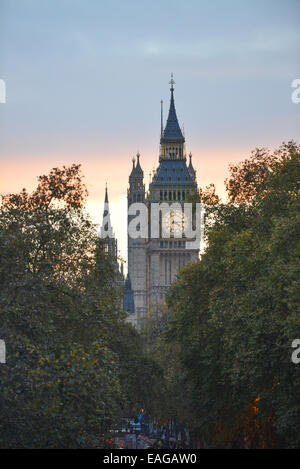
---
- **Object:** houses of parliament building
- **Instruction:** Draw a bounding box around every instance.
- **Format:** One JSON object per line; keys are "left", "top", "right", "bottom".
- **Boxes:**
{"left": 100, "top": 75, "right": 200, "bottom": 327}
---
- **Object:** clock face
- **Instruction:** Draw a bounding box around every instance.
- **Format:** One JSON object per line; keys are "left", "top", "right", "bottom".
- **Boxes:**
{"left": 162, "top": 208, "right": 186, "bottom": 237}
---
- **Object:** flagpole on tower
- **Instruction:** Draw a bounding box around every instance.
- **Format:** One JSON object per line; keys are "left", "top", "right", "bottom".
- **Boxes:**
{"left": 160, "top": 100, "right": 163, "bottom": 137}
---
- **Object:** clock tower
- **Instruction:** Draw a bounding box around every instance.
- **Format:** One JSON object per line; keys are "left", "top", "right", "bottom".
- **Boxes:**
{"left": 146, "top": 75, "right": 199, "bottom": 314}
{"left": 127, "top": 75, "right": 199, "bottom": 326}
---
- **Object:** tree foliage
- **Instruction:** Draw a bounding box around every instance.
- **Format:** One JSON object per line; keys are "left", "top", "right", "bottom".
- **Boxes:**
{"left": 164, "top": 142, "right": 300, "bottom": 448}
{"left": 0, "top": 164, "right": 159, "bottom": 448}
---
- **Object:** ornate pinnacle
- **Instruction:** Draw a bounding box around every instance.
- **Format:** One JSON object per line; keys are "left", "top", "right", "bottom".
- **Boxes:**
{"left": 169, "top": 72, "right": 175, "bottom": 91}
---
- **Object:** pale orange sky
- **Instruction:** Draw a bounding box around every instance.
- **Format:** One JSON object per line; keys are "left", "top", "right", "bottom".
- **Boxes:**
{"left": 0, "top": 143, "right": 257, "bottom": 264}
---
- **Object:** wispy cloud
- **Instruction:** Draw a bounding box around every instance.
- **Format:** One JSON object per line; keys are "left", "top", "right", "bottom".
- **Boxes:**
{"left": 141, "top": 29, "right": 300, "bottom": 58}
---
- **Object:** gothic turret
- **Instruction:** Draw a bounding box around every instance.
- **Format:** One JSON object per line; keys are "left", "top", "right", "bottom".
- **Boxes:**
{"left": 188, "top": 152, "right": 196, "bottom": 181}
{"left": 128, "top": 152, "right": 145, "bottom": 204}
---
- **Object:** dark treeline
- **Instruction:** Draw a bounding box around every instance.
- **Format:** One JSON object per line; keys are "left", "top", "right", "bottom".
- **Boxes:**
{"left": 0, "top": 164, "right": 162, "bottom": 448}
{"left": 0, "top": 141, "right": 299, "bottom": 448}
{"left": 143, "top": 141, "right": 300, "bottom": 448}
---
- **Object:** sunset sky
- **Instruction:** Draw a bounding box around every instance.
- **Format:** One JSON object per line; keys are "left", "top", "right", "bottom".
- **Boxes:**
{"left": 0, "top": 0, "right": 299, "bottom": 262}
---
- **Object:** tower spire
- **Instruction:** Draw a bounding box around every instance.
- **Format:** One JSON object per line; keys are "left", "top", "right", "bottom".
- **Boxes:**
{"left": 160, "top": 73, "right": 185, "bottom": 144}
{"left": 101, "top": 184, "right": 112, "bottom": 231}
{"left": 100, "top": 184, "right": 116, "bottom": 254}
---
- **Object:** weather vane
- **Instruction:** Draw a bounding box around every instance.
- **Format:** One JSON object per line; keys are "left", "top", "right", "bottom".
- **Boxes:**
{"left": 169, "top": 72, "right": 175, "bottom": 90}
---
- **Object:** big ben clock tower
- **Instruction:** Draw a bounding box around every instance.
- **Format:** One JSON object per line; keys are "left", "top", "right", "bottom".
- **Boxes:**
{"left": 146, "top": 74, "right": 199, "bottom": 312}
{"left": 127, "top": 75, "right": 199, "bottom": 326}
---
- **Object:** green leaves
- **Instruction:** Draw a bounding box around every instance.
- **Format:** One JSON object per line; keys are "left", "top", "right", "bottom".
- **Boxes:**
{"left": 163, "top": 142, "right": 300, "bottom": 448}
{"left": 0, "top": 165, "right": 126, "bottom": 448}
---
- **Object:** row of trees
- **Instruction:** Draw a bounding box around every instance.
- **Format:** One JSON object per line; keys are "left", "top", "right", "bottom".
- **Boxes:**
{"left": 143, "top": 141, "right": 300, "bottom": 448}
{"left": 1, "top": 141, "right": 299, "bottom": 448}
{"left": 0, "top": 164, "right": 161, "bottom": 448}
